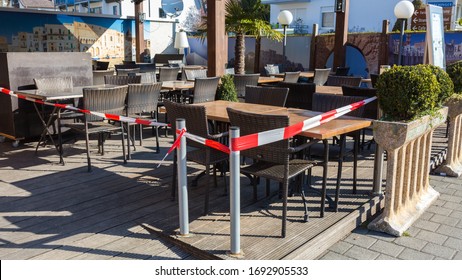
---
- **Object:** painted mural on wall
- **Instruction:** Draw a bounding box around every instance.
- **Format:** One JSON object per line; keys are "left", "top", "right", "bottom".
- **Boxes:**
{"left": 389, "top": 32, "right": 462, "bottom": 66}
{"left": 0, "top": 10, "right": 148, "bottom": 66}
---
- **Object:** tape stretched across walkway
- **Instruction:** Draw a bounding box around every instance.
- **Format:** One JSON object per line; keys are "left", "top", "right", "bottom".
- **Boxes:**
{"left": 231, "top": 96, "right": 377, "bottom": 151}
{"left": 0, "top": 87, "right": 168, "bottom": 128}
{"left": 179, "top": 96, "right": 377, "bottom": 153}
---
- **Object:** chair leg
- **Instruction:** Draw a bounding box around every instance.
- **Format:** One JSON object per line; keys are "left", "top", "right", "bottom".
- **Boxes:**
{"left": 203, "top": 165, "right": 211, "bottom": 215}
{"left": 85, "top": 124, "right": 92, "bottom": 172}
{"left": 57, "top": 110, "right": 65, "bottom": 165}
{"left": 334, "top": 135, "right": 346, "bottom": 212}
{"left": 126, "top": 124, "right": 131, "bottom": 160}
{"left": 121, "top": 124, "right": 127, "bottom": 164}
{"left": 281, "top": 180, "right": 289, "bottom": 238}
{"left": 353, "top": 131, "right": 359, "bottom": 194}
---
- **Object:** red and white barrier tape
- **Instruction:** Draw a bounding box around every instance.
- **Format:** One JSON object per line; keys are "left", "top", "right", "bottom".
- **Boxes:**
{"left": 0, "top": 87, "right": 168, "bottom": 128}
{"left": 231, "top": 96, "right": 377, "bottom": 151}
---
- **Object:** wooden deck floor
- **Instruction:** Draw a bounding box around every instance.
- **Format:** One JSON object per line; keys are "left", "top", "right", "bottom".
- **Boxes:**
{"left": 0, "top": 125, "right": 446, "bottom": 260}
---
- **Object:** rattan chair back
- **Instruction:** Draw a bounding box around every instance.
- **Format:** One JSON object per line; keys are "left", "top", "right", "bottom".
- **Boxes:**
{"left": 93, "top": 69, "right": 115, "bottom": 85}
{"left": 313, "top": 68, "right": 331, "bottom": 86}
{"left": 117, "top": 68, "right": 140, "bottom": 76}
{"left": 126, "top": 83, "right": 162, "bottom": 115}
{"left": 227, "top": 107, "right": 289, "bottom": 164}
{"left": 184, "top": 69, "right": 207, "bottom": 81}
{"left": 104, "top": 75, "right": 141, "bottom": 85}
{"left": 191, "top": 77, "right": 220, "bottom": 104}
{"left": 312, "top": 93, "right": 365, "bottom": 118}
{"left": 83, "top": 85, "right": 128, "bottom": 122}
{"left": 341, "top": 85, "right": 378, "bottom": 120}
{"left": 138, "top": 72, "right": 157, "bottom": 83}
{"left": 326, "top": 75, "right": 362, "bottom": 87}
{"left": 232, "top": 73, "right": 260, "bottom": 98}
{"left": 283, "top": 71, "right": 301, "bottom": 83}
{"left": 272, "top": 82, "right": 316, "bottom": 110}
{"left": 245, "top": 85, "right": 289, "bottom": 107}
{"left": 159, "top": 67, "right": 180, "bottom": 82}
{"left": 34, "top": 76, "right": 73, "bottom": 92}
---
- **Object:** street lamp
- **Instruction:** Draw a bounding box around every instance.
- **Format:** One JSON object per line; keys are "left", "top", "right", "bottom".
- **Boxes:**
{"left": 277, "top": 10, "right": 293, "bottom": 72}
{"left": 174, "top": 30, "right": 189, "bottom": 63}
{"left": 394, "top": 0, "right": 414, "bottom": 65}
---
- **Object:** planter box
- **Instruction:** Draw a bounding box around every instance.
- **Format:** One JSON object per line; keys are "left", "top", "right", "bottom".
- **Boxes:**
{"left": 368, "top": 107, "right": 448, "bottom": 236}
{"left": 435, "top": 98, "right": 462, "bottom": 177}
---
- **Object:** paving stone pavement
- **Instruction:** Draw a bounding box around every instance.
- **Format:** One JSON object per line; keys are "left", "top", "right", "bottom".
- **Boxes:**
{"left": 318, "top": 174, "right": 462, "bottom": 260}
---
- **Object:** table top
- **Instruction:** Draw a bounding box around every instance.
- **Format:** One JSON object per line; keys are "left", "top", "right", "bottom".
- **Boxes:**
{"left": 197, "top": 100, "right": 372, "bottom": 139}
{"left": 258, "top": 76, "right": 284, "bottom": 84}
{"left": 315, "top": 86, "right": 343, "bottom": 95}
{"left": 16, "top": 84, "right": 120, "bottom": 101}
{"left": 161, "top": 81, "right": 195, "bottom": 90}
{"left": 273, "top": 71, "right": 315, "bottom": 79}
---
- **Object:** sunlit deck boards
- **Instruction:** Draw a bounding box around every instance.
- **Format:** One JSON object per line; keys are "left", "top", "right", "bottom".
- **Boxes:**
{"left": 0, "top": 125, "right": 448, "bottom": 259}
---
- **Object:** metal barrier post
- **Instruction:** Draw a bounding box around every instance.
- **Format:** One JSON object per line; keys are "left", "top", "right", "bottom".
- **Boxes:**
{"left": 176, "top": 119, "right": 189, "bottom": 236}
{"left": 229, "top": 126, "right": 242, "bottom": 256}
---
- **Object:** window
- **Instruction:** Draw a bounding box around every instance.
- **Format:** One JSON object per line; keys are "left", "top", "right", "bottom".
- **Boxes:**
{"left": 113, "top": 6, "right": 118, "bottom": 15}
{"left": 321, "top": 6, "right": 334, "bottom": 28}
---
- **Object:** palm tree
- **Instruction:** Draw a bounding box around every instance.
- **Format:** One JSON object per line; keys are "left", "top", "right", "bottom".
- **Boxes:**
{"left": 225, "top": 0, "right": 282, "bottom": 74}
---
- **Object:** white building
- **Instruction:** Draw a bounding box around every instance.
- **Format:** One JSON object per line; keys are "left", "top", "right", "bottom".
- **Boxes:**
{"left": 263, "top": 0, "right": 462, "bottom": 33}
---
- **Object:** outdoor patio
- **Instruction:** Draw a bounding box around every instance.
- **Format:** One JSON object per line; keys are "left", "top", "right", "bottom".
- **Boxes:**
{"left": 0, "top": 124, "right": 448, "bottom": 260}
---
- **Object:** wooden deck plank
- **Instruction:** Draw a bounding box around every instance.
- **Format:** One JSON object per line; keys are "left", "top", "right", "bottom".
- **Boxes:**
{"left": 0, "top": 126, "right": 446, "bottom": 260}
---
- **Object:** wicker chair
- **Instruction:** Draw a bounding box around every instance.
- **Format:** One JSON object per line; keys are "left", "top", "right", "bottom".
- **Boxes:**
{"left": 334, "top": 66, "right": 350, "bottom": 76}
{"left": 116, "top": 68, "right": 140, "bottom": 76}
{"left": 313, "top": 68, "right": 331, "bottom": 86}
{"left": 33, "top": 76, "right": 83, "bottom": 160}
{"left": 370, "top": 73, "right": 379, "bottom": 88}
{"left": 126, "top": 83, "right": 162, "bottom": 159}
{"left": 184, "top": 69, "right": 207, "bottom": 81}
{"left": 232, "top": 73, "right": 260, "bottom": 99}
{"left": 104, "top": 75, "right": 141, "bottom": 85}
{"left": 227, "top": 107, "right": 317, "bottom": 237}
{"left": 245, "top": 85, "right": 289, "bottom": 107}
{"left": 264, "top": 65, "right": 280, "bottom": 76}
{"left": 61, "top": 85, "right": 128, "bottom": 172}
{"left": 272, "top": 82, "right": 316, "bottom": 110}
{"left": 342, "top": 85, "right": 378, "bottom": 149}
{"left": 312, "top": 93, "right": 366, "bottom": 211}
{"left": 93, "top": 69, "right": 115, "bottom": 85}
{"left": 326, "top": 75, "right": 362, "bottom": 87}
{"left": 164, "top": 100, "right": 228, "bottom": 214}
{"left": 188, "top": 76, "right": 220, "bottom": 104}
{"left": 159, "top": 67, "right": 180, "bottom": 82}
{"left": 138, "top": 71, "right": 157, "bottom": 83}
{"left": 283, "top": 71, "right": 301, "bottom": 83}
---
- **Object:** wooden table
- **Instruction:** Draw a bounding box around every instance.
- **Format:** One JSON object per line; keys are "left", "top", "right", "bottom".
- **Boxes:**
{"left": 17, "top": 85, "right": 120, "bottom": 162}
{"left": 197, "top": 100, "right": 371, "bottom": 216}
{"left": 161, "top": 81, "right": 195, "bottom": 91}
{"left": 315, "top": 86, "right": 343, "bottom": 95}
{"left": 258, "top": 76, "right": 284, "bottom": 84}
{"left": 273, "top": 71, "right": 315, "bottom": 79}
{"left": 199, "top": 100, "right": 370, "bottom": 139}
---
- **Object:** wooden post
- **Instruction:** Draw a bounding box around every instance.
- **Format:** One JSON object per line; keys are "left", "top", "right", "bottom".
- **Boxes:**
{"left": 134, "top": 1, "right": 144, "bottom": 63}
{"left": 333, "top": 0, "right": 349, "bottom": 70}
{"left": 378, "top": 20, "right": 390, "bottom": 71}
{"left": 309, "top": 24, "right": 319, "bottom": 71}
{"left": 207, "top": 0, "right": 226, "bottom": 77}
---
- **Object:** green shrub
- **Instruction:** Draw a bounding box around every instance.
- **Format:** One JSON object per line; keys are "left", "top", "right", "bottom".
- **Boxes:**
{"left": 376, "top": 65, "right": 440, "bottom": 121}
{"left": 216, "top": 74, "right": 239, "bottom": 102}
{"left": 419, "top": 64, "right": 454, "bottom": 105}
{"left": 446, "top": 61, "right": 462, "bottom": 93}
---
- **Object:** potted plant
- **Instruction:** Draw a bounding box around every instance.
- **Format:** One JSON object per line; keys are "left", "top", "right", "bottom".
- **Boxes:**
{"left": 216, "top": 74, "right": 239, "bottom": 102}
{"left": 368, "top": 64, "right": 449, "bottom": 236}
{"left": 435, "top": 61, "right": 462, "bottom": 177}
